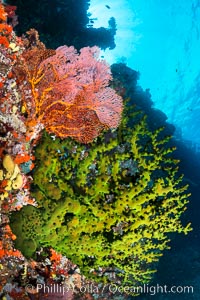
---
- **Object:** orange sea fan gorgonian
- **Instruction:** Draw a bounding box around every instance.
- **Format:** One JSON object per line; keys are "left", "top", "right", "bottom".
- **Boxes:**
{"left": 15, "top": 44, "right": 123, "bottom": 143}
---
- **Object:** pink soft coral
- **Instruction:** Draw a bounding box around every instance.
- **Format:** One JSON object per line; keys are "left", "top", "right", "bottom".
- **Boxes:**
{"left": 15, "top": 44, "right": 123, "bottom": 143}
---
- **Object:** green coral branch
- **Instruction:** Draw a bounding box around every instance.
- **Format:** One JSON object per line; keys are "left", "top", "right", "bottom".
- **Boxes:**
{"left": 10, "top": 105, "right": 192, "bottom": 291}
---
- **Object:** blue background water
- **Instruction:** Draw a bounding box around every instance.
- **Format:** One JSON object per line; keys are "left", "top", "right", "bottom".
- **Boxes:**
{"left": 89, "top": 0, "right": 200, "bottom": 148}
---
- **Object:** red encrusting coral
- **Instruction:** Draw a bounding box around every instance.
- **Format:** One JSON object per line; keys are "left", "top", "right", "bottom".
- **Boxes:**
{"left": 0, "top": 4, "right": 13, "bottom": 48}
{"left": 0, "top": 4, "right": 37, "bottom": 213}
{"left": 0, "top": 222, "right": 23, "bottom": 260}
{"left": 0, "top": 3, "right": 7, "bottom": 21}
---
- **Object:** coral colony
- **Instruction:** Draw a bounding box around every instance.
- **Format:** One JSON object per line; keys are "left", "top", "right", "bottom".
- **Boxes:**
{"left": 0, "top": 2, "right": 191, "bottom": 299}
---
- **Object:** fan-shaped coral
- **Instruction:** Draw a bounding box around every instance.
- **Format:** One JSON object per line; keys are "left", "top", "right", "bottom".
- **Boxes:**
{"left": 13, "top": 36, "right": 123, "bottom": 143}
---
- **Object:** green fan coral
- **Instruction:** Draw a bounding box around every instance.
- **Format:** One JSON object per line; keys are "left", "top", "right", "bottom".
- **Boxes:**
{"left": 10, "top": 106, "right": 191, "bottom": 289}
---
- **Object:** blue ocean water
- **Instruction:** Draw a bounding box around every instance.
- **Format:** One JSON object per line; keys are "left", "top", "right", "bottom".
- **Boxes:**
{"left": 89, "top": 0, "right": 200, "bottom": 148}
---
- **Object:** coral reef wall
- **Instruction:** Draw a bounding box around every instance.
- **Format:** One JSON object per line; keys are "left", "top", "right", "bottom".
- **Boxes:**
{"left": 0, "top": 2, "right": 193, "bottom": 299}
